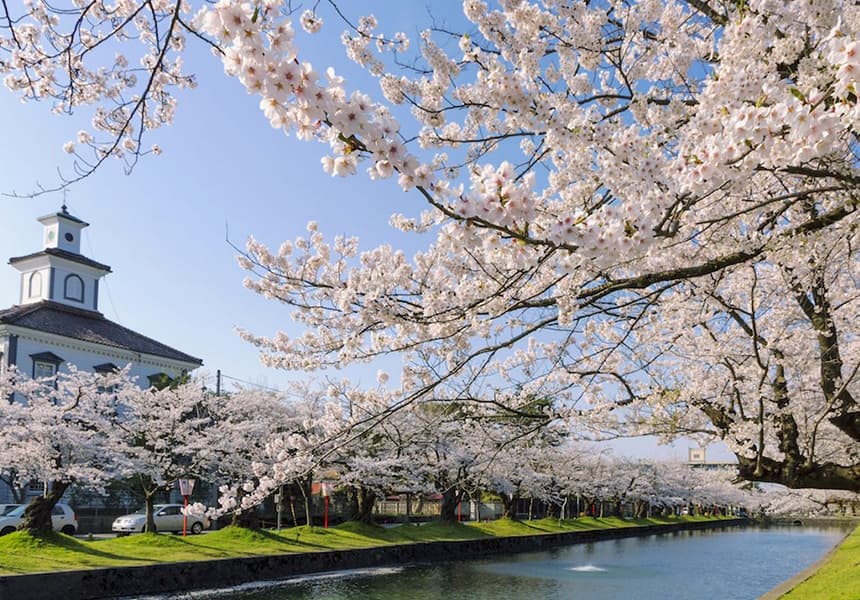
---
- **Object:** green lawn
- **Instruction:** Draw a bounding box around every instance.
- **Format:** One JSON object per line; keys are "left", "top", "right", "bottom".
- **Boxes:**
{"left": 0, "top": 515, "right": 729, "bottom": 575}
{"left": 780, "top": 524, "right": 860, "bottom": 600}
{"left": 467, "top": 514, "right": 724, "bottom": 537}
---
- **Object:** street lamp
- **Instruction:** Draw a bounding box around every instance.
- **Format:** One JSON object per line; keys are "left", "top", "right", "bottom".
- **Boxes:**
{"left": 178, "top": 478, "right": 196, "bottom": 537}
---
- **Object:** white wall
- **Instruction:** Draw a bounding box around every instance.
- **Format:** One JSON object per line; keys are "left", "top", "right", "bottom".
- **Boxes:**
{"left": 50, "top": 264, "right": 96, "bottom": 310}
{"left": 12, "top": 332, "right": 194, "bottom": 387}
{"left": 42, "top": 222, "right": 59, "bottom": 249}
{"left": 19, "top": 267, "right": 50, "bottom": 305}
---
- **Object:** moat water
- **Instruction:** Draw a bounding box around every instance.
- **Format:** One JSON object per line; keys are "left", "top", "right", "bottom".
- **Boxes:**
{"left": 146, "top": 524, "right": 851, "bottom": 600}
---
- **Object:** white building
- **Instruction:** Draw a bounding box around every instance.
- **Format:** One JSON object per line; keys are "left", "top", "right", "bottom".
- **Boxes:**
{"left": 0, "top": 206, "right": 202, "bottom": 387}
{"left": 0, "top": 207, "right": 203, "bottom": 504}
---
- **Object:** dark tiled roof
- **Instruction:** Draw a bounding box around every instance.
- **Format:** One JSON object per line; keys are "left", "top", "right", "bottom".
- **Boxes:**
{"left": 8, "top": 248, "right": 112, "bottom": 273}
{"left": 0, "top": 301, "right": 202, "bottom": 365}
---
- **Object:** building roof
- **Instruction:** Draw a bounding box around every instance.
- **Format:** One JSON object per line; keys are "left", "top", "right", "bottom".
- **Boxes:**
{"left": 38, "top": 209, "right": 88, "bottom": 226}
{"left": 8, "top": 248, "right": 112, "bottom": 273}
{"left": 0, "top": 301, "right": 202, "bottom": 366}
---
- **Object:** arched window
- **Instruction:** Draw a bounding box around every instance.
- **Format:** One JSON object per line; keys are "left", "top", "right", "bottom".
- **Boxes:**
{"left": 28, "top": 272, "right": 42, "bottom": 298}
{"left": 63, "top": 274, "right": 84, "bottom": 303}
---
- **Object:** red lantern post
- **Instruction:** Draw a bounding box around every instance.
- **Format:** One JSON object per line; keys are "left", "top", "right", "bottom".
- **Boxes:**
{"left": 321, "top": 482, "right": 331, "bottom": 528}
{"left": 178, "top": 478, "right": 196, "bottom": 537}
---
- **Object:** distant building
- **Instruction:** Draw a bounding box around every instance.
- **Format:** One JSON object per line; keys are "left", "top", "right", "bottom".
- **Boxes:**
{"left": 687, "top": 447, "right": 737, "bottom": 472}
{"left": 688, "top": 448, "right": 706, "bottom": 464}
{"left": 0, "top": 207, "right": 202, "bottom": 503}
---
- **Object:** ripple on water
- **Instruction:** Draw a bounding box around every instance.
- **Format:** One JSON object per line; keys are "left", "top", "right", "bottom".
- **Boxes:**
{"left": 568, "top": 565, "right": 607, "bottom": 572}
{"left": 121, "top": 567, "right": 406, "bottom": 600}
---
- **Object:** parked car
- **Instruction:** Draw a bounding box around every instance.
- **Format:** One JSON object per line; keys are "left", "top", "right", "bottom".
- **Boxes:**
{"left": 0, "top": 504, "right": 21, "bottom": 516}
{"left": 112, "top": 504, "right": 208, "bottom": 535}
{"left": 0, "top": 503, "right": 78, "bottom": 535}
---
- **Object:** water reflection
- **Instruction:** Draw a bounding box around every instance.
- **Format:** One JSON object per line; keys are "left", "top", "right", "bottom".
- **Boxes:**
{"left": 149, "top": 525, "right": 850, "bottom": 600}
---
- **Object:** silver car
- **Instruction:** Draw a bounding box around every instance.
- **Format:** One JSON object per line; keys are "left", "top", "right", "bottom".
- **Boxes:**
{"left": 112, "top": 504, "right": 208, "bottom": 535}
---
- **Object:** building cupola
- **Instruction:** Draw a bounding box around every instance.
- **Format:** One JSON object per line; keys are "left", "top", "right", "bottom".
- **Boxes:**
{"left": 8, "top": 206, "right": 111, "bottom": 311}
{"left": 38, "top": 204, "right": 88, "bottom": 254}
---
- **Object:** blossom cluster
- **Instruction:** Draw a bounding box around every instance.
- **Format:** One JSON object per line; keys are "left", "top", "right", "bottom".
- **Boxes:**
{"left": 0, "top": 368, "right": 764, "bottom": 522}
{"left": 0, "top": 0, "right": 196, "bottom": 173}
{"left": 228, "top": 0, "right": 860, "bottom": 492}
{"left": 196, "top": 1, "right": 432, "bottom": 194}
{"left": 3, "top": 1, "right": 860, "bottom": 492}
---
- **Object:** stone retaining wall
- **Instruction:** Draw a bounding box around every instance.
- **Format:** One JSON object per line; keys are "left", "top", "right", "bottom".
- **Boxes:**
{"left": 0, "top": 519, "right": 746, "bottom": 600}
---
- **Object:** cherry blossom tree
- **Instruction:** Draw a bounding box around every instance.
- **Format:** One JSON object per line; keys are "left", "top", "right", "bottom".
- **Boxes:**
{"left": 3, "top": 1, "right": 859, "bottom": 491}
{"left": 327, "top": 394, "right": 416, "bottom": 524}
{"left": 759, "top": 486, "right": 860, "bottom": 516}
{"left": 477, "top": 445, "right": 551, "bottom": 519}
{"left": 462, "top": 394, "right": 566, "bottom": 519}
{"left": 203, "top": 381, "right": 372, "bottom": 527}
{"left": 407, "top": 402, "right": 516, "bottom": 523}
{"left": 229, "top": 0, "right": 860, "bottom": 493}
{"left": 199, "top": 387, "right": 299, "bottom": 526}
{"left": 0, "top": 367, "right": 133, "bottom": 533}
{"left": 113, "top": 380, "right": 214, "bottom": 532}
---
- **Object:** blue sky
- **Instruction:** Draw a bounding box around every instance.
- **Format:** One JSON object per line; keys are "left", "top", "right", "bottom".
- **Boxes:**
{"left": 0, "top": 2, "right": 728, "bottom": 462}
{"left": 0, "top": 2, "right": 449, "bottom": 391}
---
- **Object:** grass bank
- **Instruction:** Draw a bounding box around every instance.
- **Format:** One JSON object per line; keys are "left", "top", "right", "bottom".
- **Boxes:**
{"left": 778, "top": 523, "right": 860, "bottom": 600}
{"left": 0, "top": 515, "right": 730, "bottom": 575}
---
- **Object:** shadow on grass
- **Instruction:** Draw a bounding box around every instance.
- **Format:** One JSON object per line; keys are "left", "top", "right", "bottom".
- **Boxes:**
{"left": 199, "top": 526, "right": 339, "bottom": 553}
{"left": 332, "top": 521, "right": 398, "bottom": 542}
{"left": 466, "top": 517, "right": 561, "bottom": 537}
{"left": 400, "top": 522, "right": 495, "bottom": 541}
{"left": 0, "top": 531, "right": 155, "bottom": 566}
{"left": 179, "top": 527, "right": 294, "bottom": 556}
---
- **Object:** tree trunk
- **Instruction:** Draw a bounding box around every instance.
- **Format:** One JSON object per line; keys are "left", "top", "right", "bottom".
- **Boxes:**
{"left": 351, "top": 486, "right": 375, "bottom": 523}
{"left": 403, "top": 492, "right": 412, "bottom": 525}
{"left": 500, "top": 493, "right": 519, "bottom": 520}
{"left": 344, "top": 487, "right": 359, "bottom": 522}
{"left": 230, "top": 487, "right": 255, "bottom": 528}
{"left": 298, "top": 475, "right": 313, "bottom": 527}
{"left": 20, "top": 481, "right": 69, "bottom": 534}
{"left": 439, "top": 487, "right": 461, "bottom": 523}
{"left": 144, "top": 490, "right": 158, "bottom": 533}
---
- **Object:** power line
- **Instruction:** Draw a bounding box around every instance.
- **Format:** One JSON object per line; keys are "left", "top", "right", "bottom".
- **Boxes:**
{"left": 217, "top": 371, "right": 282, "bottom": 393}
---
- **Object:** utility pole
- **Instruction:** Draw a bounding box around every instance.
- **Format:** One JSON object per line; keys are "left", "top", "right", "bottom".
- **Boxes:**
{"left": 216, "top": 369, "right": 221, "bottom": 396}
